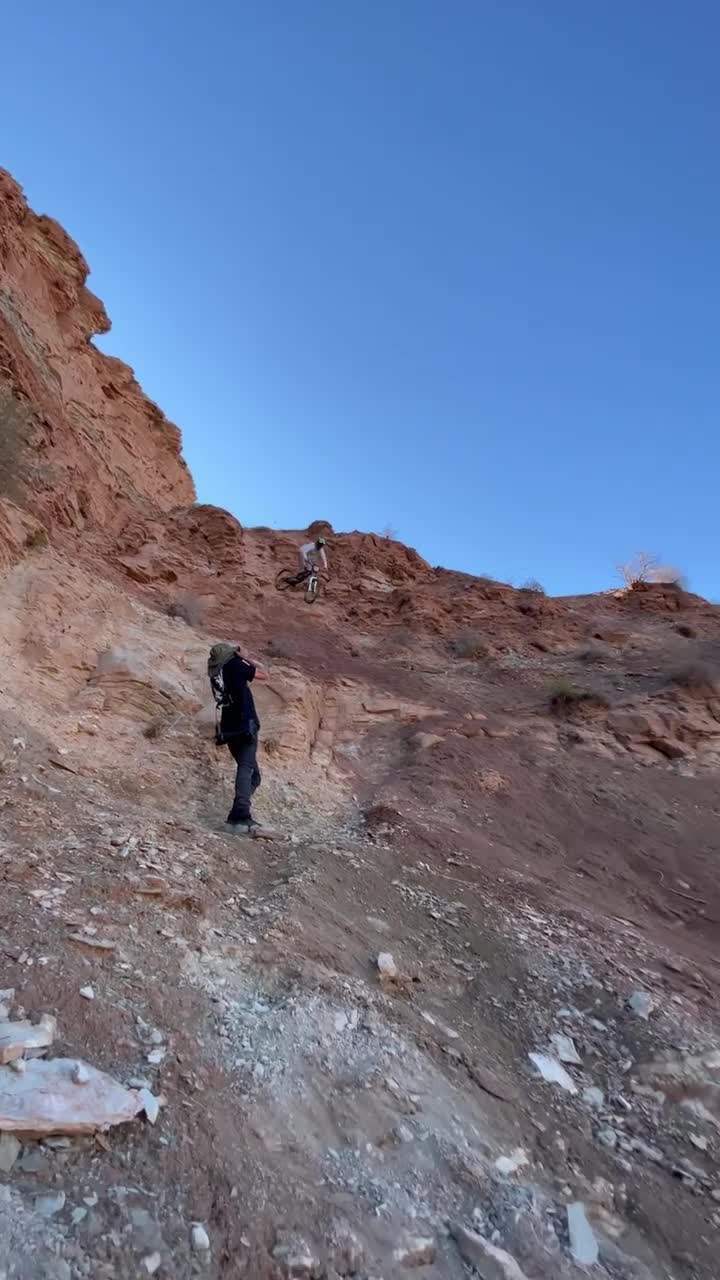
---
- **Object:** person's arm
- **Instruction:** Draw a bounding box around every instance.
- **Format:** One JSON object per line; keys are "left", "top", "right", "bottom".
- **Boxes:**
{"left": 242, "top": 653, "right": 269, "bottom": 682}
{"left": 299, "top": 544, "right": 309, "bottom": 569}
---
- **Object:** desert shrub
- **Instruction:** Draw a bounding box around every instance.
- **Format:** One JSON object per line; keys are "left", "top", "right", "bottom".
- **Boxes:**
{"left": 548, "top": 679, "right": 609, "bottom": 715}
{"left": 675, "top": 623, "right": 697, "bottom": 639}
{"left": 25, "top": 526, "right": 48, "bottom": 550}
{"left": 616, "top": 552, "right": 687, "bottom": 591}
{"left": 578, "top": 644, "right": 610, "bottom": 664}
{"left": 167, "top": 592, "right": 206, "bottom": 628}
{"left": 668, "top": 662, "right": 718, "bottom": 695}
{"left": 452, "top": 629, "right": 487, "bottom": 660}
{"left": 143, "top": 719, "right": 163, "bottom": 740}
{"left": 519, "top": 578, "right": 545, "bottom": 595}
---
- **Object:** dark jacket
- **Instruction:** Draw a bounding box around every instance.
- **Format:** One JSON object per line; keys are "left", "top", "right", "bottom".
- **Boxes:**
{"left": 219, "top": 655, "right": 260, "bottom": 741}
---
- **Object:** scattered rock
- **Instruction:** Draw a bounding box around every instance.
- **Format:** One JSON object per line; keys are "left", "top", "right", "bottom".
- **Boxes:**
{"left": 272, "top": 1236, "right": 322, "bottom": 1276}
{"left": 451, "top": 1225, "right": 529, "bottom": 1278}
{"left": 0, "top": 1132, "right": 21, "bottom": 1172}
{"left": 0, "top": 1057, "right": 143, "bottom": 1135}
{"left": 79, "top": 986, "right": 95, "bottom": 1001}
{"left": 142, "top": 1253, "right": 162, "bottom": 1275}
{"left": 567, "top": 1202, "right": 599, "bottom": 1266}
{"left": 0, "top": 989, "right": 15, "bottom": 1019}
{"left": 0, "top": 1014, "right": 56, "bottom": 1064}
{"left": 147, "top": 1048, "right": 166, "bottom": 1066}
{"left": 494, "top": 1147, "right": 529, "bottom": 1176}
{"left": 377, "top": 951, "right": 398, "bottom": 979}
{"left": 67, "top": 933, "right": 116, "bottom": 952}
{"left": 35, "top": 1191, "right": 66, "bottom": 1217}
{"left": 550, "top": 1033, "right": 582, "bottom": 1065}
{"left": 583, "top": 1087, "right": 605, "bottom": 1109}
{"left": 191, "top": 1223, "right": 210, "bottom": 1253}
{"left": 72, "top": 1062, "right": 90, "bottom": 1085}
{"left": 392, "top": 1235, "right": 436, "bottom": 1268}
{"left": 597, "top": 1126, "right": 618, "bottom": 1149}
{"left": 138, "top": 1087, "right": 161, "bottom": 1124}
{"left": 528, "top": 1052, "right": 578, "bottom": 1094}
{"left": 71, "top": 1206, "right": 87, "bottom": 1226}
{"left": 689, "top": 1133, "right": 708, "bottom": 1152}
{"left": 627, "top": 990, "right": 654, "bottom": 1020}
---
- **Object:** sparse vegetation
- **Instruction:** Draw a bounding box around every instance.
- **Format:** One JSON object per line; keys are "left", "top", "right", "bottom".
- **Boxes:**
{"left": 548, "top": 678, "right": 609, "bottom": 715}
{"left": 25, "top": 526, "right": 48, "bottom": 550}
{"left": 167, "top": 592, "right": 206, "bottom": 628}
{"left": 616, "top": 552, "right": 688, "bottom": 591}
{"left": 519, "top": 578, "right": 545, "bottom": 595}
{"left": 675, "top": 623, "right": 697, "bottom": 639}
{"left": 380, "top": 525, "right": 398, "bottom": 541}
{"left": 668, "top": 661, "right": 718, "bottom": 695}
{"left": 452, "top": 629, "right": 487, "bottom": 660}
{"left": 578, "top": 644, "right": 610, "bottom": 665}
{"left": 143, "top": 718, "right": 163, "bottom": 740}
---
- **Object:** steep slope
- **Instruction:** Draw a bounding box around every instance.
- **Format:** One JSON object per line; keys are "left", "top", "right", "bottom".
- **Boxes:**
{"left": 1, "top": 173, "right": 719, "bottom": 1280}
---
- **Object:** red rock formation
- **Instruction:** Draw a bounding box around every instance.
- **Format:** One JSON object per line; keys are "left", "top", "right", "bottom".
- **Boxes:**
{"left": 0, "top": 169, "right": 194, "bottom": 532}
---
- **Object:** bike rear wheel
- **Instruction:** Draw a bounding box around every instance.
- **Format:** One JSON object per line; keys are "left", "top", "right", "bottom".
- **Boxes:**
{"left": 304, "top": 575, "right": 323, "bottom": 605}
{"left": 275, "top": 568, "right": 297, "bottom": 592}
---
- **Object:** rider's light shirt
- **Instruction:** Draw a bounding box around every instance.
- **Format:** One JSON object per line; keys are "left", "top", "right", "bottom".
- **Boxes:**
{"left": 299, "top": 541, "right": 328, "bottom": 570}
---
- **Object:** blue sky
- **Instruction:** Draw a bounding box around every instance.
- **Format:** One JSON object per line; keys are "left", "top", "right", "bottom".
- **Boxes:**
{"left": 2, "top": 1, "right": 719, "bottom": 597}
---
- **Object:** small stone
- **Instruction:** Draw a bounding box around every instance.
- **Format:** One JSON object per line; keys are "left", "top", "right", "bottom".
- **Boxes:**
{"left": 35, "top": 1191, "right": 66, "bottom": 1217}
{"left": 142, "top": 1252, "right": 162, "bottom": 1275}
{"left": 583, "top": 1086, "right": 605, "bottom": 1109}
{"left": 567, "top": 1202, "right": 599, "bottom": 1266}
{"left": 597, "top": 1127, "right": 618, "bottom": 1149}
{"left": 79, "top": 986, "right": 95, "bottom": 1001}
{"left": 392, "top": 1235, "right": 436, "bottom": 1267}
{"left": 494, "top": 1147, "right": 529, "bottom": 1176}
{"left": 710, "top": 1188, "right": 720, "bottom": 1203}
{"left": 689, "top": 1133, "right": 708, "bottom": 1152}
{"left": 138, "top": 1088, "right": 161, "bottom": 1125}
{"left": 377, "top": 952, "right": 398, "bottom": 979}
{"left": 71, "top": 1207, "right": 87, "bottom": 1226}
{"left": 72, "top": 1061, "right": 90, "bottom": 1085}
{"left": 550, "top": 1033, "right": 582, "bottom": 1065}
{"left": 191, "top": 1224, "right": 210, "bottom": 1253}
{"left": 628, "top": 990, "right": 654, "bottom": 1020}
{"left": 147, "top": 1048, "right": 166, "bottom": 1066}
{"left": 9, "top": 1057, "right": 26, "bottom": 1074}
{"left": 0, "top": 1133, "right": 21, "bottom": 1173}
{"left": 528, "top": 1052, "right": 577, "bottom": 1094}
{"left": 149, "top": 1029, "right": 164, "bottom": 1045}
{"left": 451, "top": 1225, "right": 528, "bottom": 1278}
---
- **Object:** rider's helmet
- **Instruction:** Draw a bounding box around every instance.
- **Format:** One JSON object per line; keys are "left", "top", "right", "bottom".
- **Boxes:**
{"left": 315, "top": 537, "right": 326, "bottom": 548}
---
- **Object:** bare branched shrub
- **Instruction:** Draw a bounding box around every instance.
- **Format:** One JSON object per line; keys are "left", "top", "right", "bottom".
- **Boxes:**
{"left": 167, "top": 592, "right": 207, "bottom": 628}
{"left": 616, "top": 551, "right": 659, "bottom": 588}
{"left": 380, "top": 524, "right": 399, "bottom": 541}
{"left": 668, "top": 662, "right": 718, "bottom": 695}
{"left": 519, "top": 578, "right": 545, "bottom": 595}
{"left": 548, "top": 679, "right": 609, "bottom": 716}
{"left": 616, "top": 553, "right": 688, "bottom": 591}
{"left": 578, "top": 644, "right": 610, "bottom": 665}
{"left": 452, "top": 630, "right": 487, "bottom": 660}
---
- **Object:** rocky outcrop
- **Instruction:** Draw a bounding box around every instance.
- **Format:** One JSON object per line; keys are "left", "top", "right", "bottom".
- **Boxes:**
{"left": 0, "top": 170, "right": 194, "bottom": 532}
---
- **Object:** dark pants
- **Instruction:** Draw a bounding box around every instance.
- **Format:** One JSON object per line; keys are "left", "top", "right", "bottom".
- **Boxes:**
{"left": 226, "top": 734, "right": 261, "bottom": 823}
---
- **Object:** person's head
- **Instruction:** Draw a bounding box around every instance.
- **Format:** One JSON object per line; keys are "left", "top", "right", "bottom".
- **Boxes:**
{"left": 315, "top": 537, "right": 326, "bottom": 550}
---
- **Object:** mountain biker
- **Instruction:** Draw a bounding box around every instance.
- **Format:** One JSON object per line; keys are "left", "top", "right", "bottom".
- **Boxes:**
{"left": 298, "top": 537, "right": 328, "bottom": 578}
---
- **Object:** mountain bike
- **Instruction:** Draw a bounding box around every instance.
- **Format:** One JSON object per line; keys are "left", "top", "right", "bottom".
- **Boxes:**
{"left": 274, "top": 564, "right": 326, "bottom": 605}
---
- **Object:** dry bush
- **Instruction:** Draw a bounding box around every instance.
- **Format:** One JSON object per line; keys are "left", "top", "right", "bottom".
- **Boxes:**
{"left": 675, "top": 623, "right": 697, "bottom": 639}
{"left": 452, "top": 629, "right": 487, "bottom": 660}
{"left": 519, "top": 578, "right": 545, "bottom": 595}
{"left": 548, "top": 678, "right": 609, "bottom": 716}
{"left": 25, "top": 526, "right": 48, "bottom": 551}
{"left": 616, "top": 552, "right": 687, "bottom": 590}
{"left": 380, "top": 524, "right": 399, "bottom": 541}
{"left": 668, "top": 661, "right": 718, "bottom": 695}
{"left": 167, "top": 592, "right": 207, "bottom": 628}
{"left": 578, "top": 644, "right": 610, "bottom": 665}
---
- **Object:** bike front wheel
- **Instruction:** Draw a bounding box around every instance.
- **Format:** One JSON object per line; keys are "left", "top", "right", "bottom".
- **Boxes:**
{"left": 275, "top": 568, "right": 297, "bottom": 592}
{"left": 304, "top": 575, "right": 323, "bottom": 605}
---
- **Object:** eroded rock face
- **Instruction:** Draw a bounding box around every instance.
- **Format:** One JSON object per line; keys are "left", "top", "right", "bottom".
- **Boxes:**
{"left": 0, "top": 169, "right": 194, "bottom": 531}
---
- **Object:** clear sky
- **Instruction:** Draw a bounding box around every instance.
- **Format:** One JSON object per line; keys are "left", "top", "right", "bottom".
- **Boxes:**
{"left": 2, "top": 1, "right": 718, "bottom": 597}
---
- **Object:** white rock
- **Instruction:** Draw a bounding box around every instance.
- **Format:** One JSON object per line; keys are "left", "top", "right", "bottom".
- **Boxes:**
{"left": 71, "top": 1207, "right": 88, "bottom": 1226}
{"left": 567, "top": 1202, "right": 599, "bottom": 1266}
{"left": 0, "top": 1132, "right": 21, "bottom": 1173}
{"left": 35, "top": 1191, "right": 66, "bottom": 1217}
{"left": 392, "top": 1235, "right": 436, "bottom": 1267}
{"left": 0, "top": 1057, "right": 142, "bottom": 1135}
{"left": 494, "top": 1147, "right": 529, "bottom": 1176}
{"left": 628, "top": 990, "right": 654, "bottom": 1020}
{"left": 191, "top": 1224, "right": 211, "bottom": 1253}
{"left": 79, "top": 987, "right": 95, "bottom": 1001}
{"left": 689, "top": 1133, "right": 708, "bottom": 1152}
{"left": 142, "top": 1252, "right": 162, "bottom": 1275}
{"left": 72, "top": 1062, "right": 90, "bottom": 1085}
{"left": 451, "top": 1225, "right": 529, "bottom": 1278}
{"left": 138, "top": 1088, "right": 161, "bottom": 1125}
{"left": 0, "top": 989, "right": 15, "bottom": 1019}
{"left": 550, "top": 1033, "right": 582, "bottom": 1065}
{"left": 583, "top": 1087, "right": 605, "bottom": 1109}
{"left": 597, "top": 1126, "right": 618, "bottom": 1149}
{"left": 147, "top": 1048, "right": 166, "bottom": 1066}
{"left": 377, "top": 952, "right": 398, "bottom": 979}
{"left": 528, "top": 1052, "right": 578, "bottom": 1094}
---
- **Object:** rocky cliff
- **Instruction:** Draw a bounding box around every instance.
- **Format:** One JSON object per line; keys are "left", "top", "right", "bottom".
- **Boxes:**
{"left": 1, "top": 174, "right": 719, "bottom": 1280}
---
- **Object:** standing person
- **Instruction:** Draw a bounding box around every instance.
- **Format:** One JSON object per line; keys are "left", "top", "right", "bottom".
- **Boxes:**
{"left": 298, "top": 536, "right": 328, "bottom": 578}
{"left": 208, "top": 643, "right": 269, "bottom": 835}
